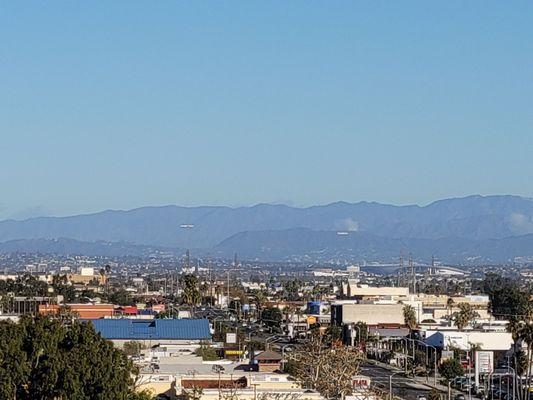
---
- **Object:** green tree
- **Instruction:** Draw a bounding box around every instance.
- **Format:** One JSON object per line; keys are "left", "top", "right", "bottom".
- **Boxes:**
{"left": 446, "top": 297, "right": 454, "bottom": 318}
{"left": 282, "top": 280, "right": 301, "bottom": 301}
{"left": 195, "top": 342, "right": 219, "bottom": 361}
{"left": 252, "top": 290, "right": 267, "bottom": 313}
{"left": 107, "top": 288, "right": 136, "bottom": 306}
{"left": 0, "top": 315, "right": 148, "bottom": 400}
{"left": 261, "top": 307, "right": 283, "bottom": 331}
{"left": 453, "top": 303, "right": 478, "bottom": 331}
{"left": 428, "top": 388, "right": 442, "bottom": 400}
{"left": 180, "top": 274, "right": 201, "bottom": 307}
{"left": 5, "top": 274, "right": 49, "bottom": 297}
{"left": 123, "top": 341, "right": 143, "bottom": 357}
{"left": 403, "top": 304, "right": 418, "bottom": 332}
{"left": 438, "top": 358, "right": 464, "bottom": 382}
{"left": 484, "top": 274, "right": 531, "bottom": 318}
{"left": 0, "top": 321, "right": 29, "bottom": 399}
{"left": 514, "top": 349, "right": 529, "bottom": 376}
{"left": 51, "top": 275, "right": 76, "bottom": 302}
{"left": 517, "top": 320, "right": 533, "bottom": 400}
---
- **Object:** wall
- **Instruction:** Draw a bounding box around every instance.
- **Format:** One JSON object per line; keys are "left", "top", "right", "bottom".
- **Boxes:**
{"left": 338, "top": 304, "right": 405, "bottom": 325}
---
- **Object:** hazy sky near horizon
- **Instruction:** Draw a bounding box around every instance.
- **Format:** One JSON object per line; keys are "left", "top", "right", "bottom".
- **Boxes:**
{"left": 1, "top": 1, "right": 533, "bottom": 219}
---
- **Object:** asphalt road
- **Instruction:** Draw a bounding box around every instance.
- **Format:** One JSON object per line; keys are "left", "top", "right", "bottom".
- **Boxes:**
{"left": 361, "top": 363, "right": 432, "bottom": 400}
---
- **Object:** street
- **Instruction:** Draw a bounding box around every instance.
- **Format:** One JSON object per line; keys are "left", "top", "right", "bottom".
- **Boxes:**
{"left": 361, "top": 363, "right": 432, "bottom": 400}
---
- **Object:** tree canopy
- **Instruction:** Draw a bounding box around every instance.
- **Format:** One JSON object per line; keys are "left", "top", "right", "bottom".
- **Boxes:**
{"left": 180, "top": 274, "right": 201, "bottom": 307}
{"left": 453, "top": 303, "right": 478, "bottom": 331}
{"left": 0, "top": 315, "right": 151, "bottom": 400}
{"left": 438, "top": 358, "right": 464, "bottom": 382}
{"left": 261, "top": 307, "right": 283, "bottom": 330}
{"left": 483, "top": 273, "right": 531, "bottom": 318}
{"left": 403, "top": 304, "right": 418, "bottom": 332}
{"left": 287, "top": 331, "right": 363, "bottom": 398}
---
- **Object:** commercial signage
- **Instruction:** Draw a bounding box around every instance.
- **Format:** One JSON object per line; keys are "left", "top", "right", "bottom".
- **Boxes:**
{"left": 226, "top": 332, "right": 237, "bottom": 344}
{"left": 474, "top": 351, "right": 494, "bottom": 388}
{"left": 352, "top": 375, "right": 371, "bottom": 388}
{"left": 225, "top": 350, "right": 244, "bottom": 356}
{"left": 475, "top": 351, "right": 493, "bottom": 374}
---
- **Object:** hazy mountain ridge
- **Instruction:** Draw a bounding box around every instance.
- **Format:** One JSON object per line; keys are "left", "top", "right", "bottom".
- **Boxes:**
{"left": 0, "top": 238, "right": 172, "bottom": 257}
{"left": 215, "top": 228, "right": 533, "bottom": 264}
{"left": 1, "top": 195, "right": 532, "bottom": 262}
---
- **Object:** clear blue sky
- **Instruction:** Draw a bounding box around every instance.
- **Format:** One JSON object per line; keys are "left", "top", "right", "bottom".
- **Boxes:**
{"left": 1, "top": 1, "right": 532, "bottom": 219}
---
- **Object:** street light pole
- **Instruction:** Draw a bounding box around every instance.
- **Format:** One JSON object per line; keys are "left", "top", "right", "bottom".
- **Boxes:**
{"left": 506, "top": 366, "right": 516, "bottom": 400}
{"left": 354, "top": 325, "right": 362, "bottom": 347}
{"left": 403, "top": 337, "right": 416, "bottom": 376}
{"left": 412, "top": 338, "right": 438, "bottom": 386}
{"left": 400, "top": 338, "right": 410, "bottom": 375}
{"left": 389, "top": 371, "right": 402, "bottom": 400}
{"left": 265, "top": 335, "right": 282, "bottom": 350}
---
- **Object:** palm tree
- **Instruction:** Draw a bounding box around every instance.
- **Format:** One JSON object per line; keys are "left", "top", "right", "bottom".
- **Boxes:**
{"left": 295, "top": 306, "right": 303, "bottom": 331}
{"left": 284, "top": 304, "right": 295, "bottom": 321}
{"left": 446, "top": 297, "right": 455, "bottom": 319}
{"left": 254, "top": 290, "right": 267, "bottom": 309}
{"left": 517, "top": 320, "right": 533, "bottom": 400}
{"left": 403, "top": 305, "right": 418, "bottom": 334}
{"left": 180, "top": 274, "right": 201, "bottom": 309}
{"left": 453, "top": 303, "right": 477, "bottom": 331}
{"left": 508, "top": 316, "right": 523, "bottom": 398}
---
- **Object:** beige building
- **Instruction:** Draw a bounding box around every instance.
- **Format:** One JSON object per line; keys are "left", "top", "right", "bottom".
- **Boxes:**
{"left": 342, "top": 283, "right": 409, "bottom": 299}
{"left": 332, "top": 303, "right": 405, "bottom": 326}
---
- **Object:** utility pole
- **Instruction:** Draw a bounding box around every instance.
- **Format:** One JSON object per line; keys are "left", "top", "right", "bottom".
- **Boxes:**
{"left": 409, "top": 255, "right": 415, "bottom": 294}
{"left": 227, "top": 268, "right": 231, "bottom": 310}
{"left": 399, "top": 253, "right": 404, "bottom": 286}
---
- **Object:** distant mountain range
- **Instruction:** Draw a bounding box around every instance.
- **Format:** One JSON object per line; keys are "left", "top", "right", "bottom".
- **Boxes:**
{"left": 216, "top": 228, "right": 533, "bottom": 264}
{"left": 0, "top": 238, "right": 173, "bottom": 258}
{"left": 1, "top": 195, "right": 533, "bottom": 263}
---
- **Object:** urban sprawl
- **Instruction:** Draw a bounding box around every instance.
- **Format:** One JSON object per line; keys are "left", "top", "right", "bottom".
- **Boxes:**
{"left": 0, "top": 252, "right": 532, "bottom": 400}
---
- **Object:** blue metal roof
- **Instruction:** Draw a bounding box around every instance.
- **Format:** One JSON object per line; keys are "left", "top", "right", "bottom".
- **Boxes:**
{"left": 90, "top": 318, "right": 211, "bottom": 340}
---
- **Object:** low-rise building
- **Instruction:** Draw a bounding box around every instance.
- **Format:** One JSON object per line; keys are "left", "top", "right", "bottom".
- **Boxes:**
{"left": 341, "top": 283, "right": 409, "bottom": 299}
{"left": 331, "top": 302, "right": 405, "bottom": 326}
{"left": 91, "top": 318, "right": 212, "bottom": 348}
{"left": 423, "top": 329, "right": 513, "bottom": 352}
{"left": 255, "top": 350, "right": 282, "bottom": 372}
{"left": 40, "top": 303, "right": 115, "bottom": 319}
